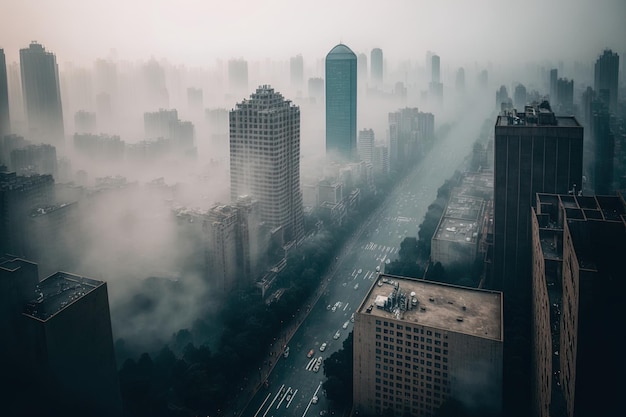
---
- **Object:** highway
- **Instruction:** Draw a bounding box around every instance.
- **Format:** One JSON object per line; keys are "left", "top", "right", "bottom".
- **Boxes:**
{"left": 242, "top": 100, "right": 493, "bottom": 417}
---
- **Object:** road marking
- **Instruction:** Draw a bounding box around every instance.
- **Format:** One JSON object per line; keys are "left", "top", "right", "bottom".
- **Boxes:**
{"left": 253, "top": 393, "right": 272, "bottom": 417}
{"left": 301, "top": 382, "right": 323, "bottom": 417}
{"left": 343, "top": 302, "right": 349, "bottom": 311}
{"left": 277, "top": 386, "right": 291, "bottom": 409}
{"left": 286, "top": 389, "right": 298, "bottom": 408}
{"left": 305, "top": 357, "right": 316, "bottom": 371}
{"left": 263, "top": 384, "right": 285, "bottom": 417}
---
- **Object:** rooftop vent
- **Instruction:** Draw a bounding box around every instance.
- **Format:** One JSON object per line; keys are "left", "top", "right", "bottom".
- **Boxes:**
{"left": 429, "top": 297, "right": 435, "bottom": 302}
{"left": 420, "top": 306, "right": 426, "bottom": 312}
{"left": 456, "top": 317, "right": 464, "bottom": 322}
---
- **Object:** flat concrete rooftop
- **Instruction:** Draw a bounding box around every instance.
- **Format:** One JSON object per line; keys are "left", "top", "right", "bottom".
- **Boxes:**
{"left": 358, "top": 274, "right": 502, "bottom": 341}
{"left": 23, "top": 272, "right": 104, "bottom": 321}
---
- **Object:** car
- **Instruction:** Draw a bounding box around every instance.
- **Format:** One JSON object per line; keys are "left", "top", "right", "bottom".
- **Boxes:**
{"left": 326, "top": 304, "right": 331, "bottom": 310}
{"left": 312, "top": 395, "right": 318, "bottom": 404}
{"left": 333, "top": 330, "right": 341, "bottom": 340}
{"left": 307, "top": 349, "right": 315, "bottom": 358}
{"left": 342, "top": 321, "right": 350, "bottom": 329}
{"left": 354, "top": 283, "right": 359, "bottom": 290}
{"left": 320, "top": 410, "right": 328, "bottom": 416}
{"left": 313, "top": 364, "right": 320, "bottom": 372}
{"left": 376, "top": 266, "right": 381, "bottom": 272}
{"left": 331, "top": 305, "right": 336, "bottom": 312}
{"left": 320, "top": 342, "right": 327, "bottom": 352}
{"left": 286, "top": 394, "right": 292, "bottom": 401}
{"left": 283, "top": 346, "right": 290, "bottom": 358}
{"left": 350, "top": 313, "right": 355, "bottom": 322}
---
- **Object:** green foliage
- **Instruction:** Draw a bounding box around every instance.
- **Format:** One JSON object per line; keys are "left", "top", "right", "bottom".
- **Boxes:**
{"left": 322, "top": 332, "right": 353, "bottom": 406}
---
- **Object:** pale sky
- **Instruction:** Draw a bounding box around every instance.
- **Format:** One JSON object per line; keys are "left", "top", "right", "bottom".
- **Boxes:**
{"left": 1, "top": 0, "right": 625, "bottom": 68}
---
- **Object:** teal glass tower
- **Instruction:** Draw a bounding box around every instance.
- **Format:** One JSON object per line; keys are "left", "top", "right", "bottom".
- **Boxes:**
{"left": 325, "top": 44, "right": 357, "bottom": 161}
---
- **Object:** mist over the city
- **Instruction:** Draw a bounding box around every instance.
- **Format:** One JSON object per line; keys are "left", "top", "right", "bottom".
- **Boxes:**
{"left": 1, "top": 1, "right": 625, "bottom": 417}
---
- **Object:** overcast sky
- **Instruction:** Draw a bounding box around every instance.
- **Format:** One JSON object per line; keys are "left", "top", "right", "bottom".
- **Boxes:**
{"left": 1, "top": 0, "right": 625, "bottom": 68}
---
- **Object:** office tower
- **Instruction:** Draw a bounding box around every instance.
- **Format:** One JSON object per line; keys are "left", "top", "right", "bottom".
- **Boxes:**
{"left": 556, "top": 78, "right": 574, "bottom": 114}
{"left": 357, "top": 128, "right": 374, "bottom": 164}
{"left": 353, "top": 274, "right": 503, "bottom": 417}
{"left": 455, "top": 67, "right": 465, "bottom": 93}
{"left": 496, "top": 85, "right": 511, "bottom": 110}
{"left": 19, "top": 42, "right": 65, "bottom": 147}
{"left": 19, "top": 271, "right": 122, "bottom": 416}
{"left": 0, "top": 49, "right": 10, "bottom": 136}
{"left": 478, "top": 69, "right": 489, "bottom": 90}
{"left": 308, "top": 77, "right": 324, "bottom": 102}
{"left": 204, "top": 203, "right": 238, "bottom": 292}
{"left": 594, "top": 49, "right": 619, "bottom": 113}
{"left": 549, "top": 68, "right": 558, "bottom": 102}
{"left": 370, "top": 48, "right": 383, "bottom": 86}
{"left": 388, "top": 108, "right": 434, "bottom": 169}
{"left": 10, "top": 143, "right": 57, "bottom": 176}
{"left": 230, "top": 85, "right": 303, "bottom": 244}
{"left": 513, "top": 84, "right": 527, "bottom": 111}
{"left": 372, "top": 144, "right": 389, "bottom": 175}
{"left": 592, "top": 105, "right": 614, "bottom": 194}
{"left": 325, "top": 43, "right": 357, "bottom": 162}
{"left": 531, "top": 193, "right": 626, "bottom": 417}
{"left": 74, "top": 110, "right": 96, "bottom": 133}
{"left": 494, "top": 102, "right": 582, "bottom": 417}
{"left": 228, "top": 58, "right": 249, "bottom": 97}
{"left": 290, "top": 54, "right": 304, "bottom": 90}
{"left": 429, "top": 54, "right": 443, "bottom": 106}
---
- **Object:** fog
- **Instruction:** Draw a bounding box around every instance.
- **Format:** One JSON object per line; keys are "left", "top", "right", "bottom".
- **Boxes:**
{"left": 1, "top": 0, "right": 624, "bottom": 359}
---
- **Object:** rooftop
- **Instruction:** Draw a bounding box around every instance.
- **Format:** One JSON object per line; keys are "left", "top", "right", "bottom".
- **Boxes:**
{"left": 23, "top": 272, "right": 104, "bottom": 321}
{"left": 358, "top": 274, "right": 502, "bottom": 341}
{"left": 434, "top": 217, "right": 479, "bottom": 244}
{"left": 326, "top": 43, "right": 356, "bottom": 60}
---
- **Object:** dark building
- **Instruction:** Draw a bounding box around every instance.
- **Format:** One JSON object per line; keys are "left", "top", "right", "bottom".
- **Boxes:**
{"left": 0, "top": 48, "right": 10, "bottom": 136}
{"left": 556, "top": 78, "right": 574, "bottom": 114}
{"left": 549, "top": 68, "right": 558, "bottom": 103}
{"left": 20, "top": 42, "right": 65, "bottom": 147}
{"left": 531, "top": 193, "right": 626, "bottom": 417}
{"left": 388, "top": 107, "right": 434, "bottom": 169}
{"left": 514, "top": 83, "right": 527, "bottom": 111}
{"left": 496, "top": 85, "right": 511, "bottom": 111}
{"left": 10, "top": 143, "right": 57, "bottom": 176}
{"left": 74, "top": 110, "right": 97, "bottom": 133}
{"left": 493, "top": 102, "right": 583, "bottom": 417}
{"left": 370, "top": 47, "right": 383, "bottom": 86}
{"left": 429, "top": 54, "right": 443, "bottom": 106}
{"left": 325, "top": 44, "right": 357, "bottom": 161}
{"left": 592, "top": 105, "right": 614, "bottom": 194}
{"left": 594, "top": 49, "right": 619, "bottom": 113}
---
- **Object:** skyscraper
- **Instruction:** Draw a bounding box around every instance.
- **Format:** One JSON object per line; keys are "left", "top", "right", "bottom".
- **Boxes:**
{"left": 455, "top": 67, "right": 465, "bottom": 93}
{"left": 20, "top": 42, "right": 65, "bottom": 147}
{"left": 0, "top": 49, "right": 10, "bottom": 136}
{"left": 290, "top": 54, "right": 304, "bottom": 90}
{"left": 325, "top": 43, "right": 357, "bottom": 161}
{"left": 594, "top": 49, "right": 619, "bottom": 113}
{"left": 431, "top": 54, "right": 440, "bottom": 83}
{"left": 429, "top": 54, "right": 443, "bottom": 106}
{"left": 228, "top": 58, "right": 249, "bottom": 97}
{"left": 230, "top": 85, "right": 303, "bottom": 244}
{"left": 494, "top": 102, "right": 583, "bottom": 417}
{"left": 370, "top": 48, "right": 383, "bottom": 86}
{"left": 357, "top": 128, "right": 374, "bottom": 164}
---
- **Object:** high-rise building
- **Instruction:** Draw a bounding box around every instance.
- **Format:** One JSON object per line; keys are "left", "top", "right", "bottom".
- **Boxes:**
{"left": 370, "top": 48, "right": 383, "bottom": 86}
{"left": 290, "top": 54, "right": 304, "bottom": 90}
{"left": 353, "top": 274, "right": 503, "bottom": 417}
{"left": 594, "top": 49, "right": 619, "bottom": 113}
{"left": 388, "top": 108, "right": 434, "bottom": 169}
{"left": 494, "top": 102, "right": 583, "bottom": 417}
{"left": 307, "top": 77, "right": 324, "bottom": 103}
{"left": 10, "top": 143, "right": 57, "bottom": 176}
{"left": 513, "top": 84, "right": 527, "bottom": 111}
{"left": 357, "top": 53, "right": 368, "bottom": 87}
{"left": 592, "top": 104, "right": 614, "bottom": 195}
{"left": 372, "top": 144, "right": 389, "bottom": 175}
{"left": 549, "top": 68, "right": 558, "bottom": 103}
{"left": 455, "top": 67, "right": 465, "bottom": 93}
{"left": 228, "top": 58, "right": 249, "bottom": 97}
{"left": 531, "top": 193, "right": 626, "bottom": 417}
{"left": 204, "top": 203, "right": 238, "bottom": 292}
{"left": 325, "top": 44, "right": 357, "bottom": 161}
{"left": 556, "top": 78, "right": 574, "bottom": 114}
{"left": 74, "top": 110, "right": 97, "bottom": 133}
{"left": 230, "top": 85, "right": 303, "bottom": 244}
{"left": 0, "top": 49, "right": 10, "bottom": 136}
{"left": 431, "top": 54, "right": 440, "bottom": 83}
{"left": 19, "top": 42, "right": 65, "bottom": 147}
{"left": 357, "top": 128, "right": 374, "bottom": 164}
{"left": 429, "top": 54, "right": 443, "bottom": 106}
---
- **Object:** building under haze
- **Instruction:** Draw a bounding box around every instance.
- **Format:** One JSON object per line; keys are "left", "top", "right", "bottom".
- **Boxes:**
{"left": 228, "top": 58, "right": 249, "bottom": 98}
{"left": 429, "top": 54, "right": 443, "bottom": 106}
{"left": 455, "top": 67, "right": 465, "bottom": 93}
{"left": 229, "top": 85, "right": 304, "bottom": 245}
{"left": 371, "top": 48, "right": 383, "bottom": 86}
{"left": 531, "top": 193, "right": 626, "bottom": 417}
{"left": 290, "top": 54, "right": 304, "bottom": 91}
{"left": 325, "top": 44, "right": 357, "bottom": 161}
{"left": 0, "top": 49, "right": 10, "bottom": 136}
{"left": 594, "top": 49, "right": 619, "bottom": 113}
{"left": 357, "top": 128, "right": 375, "bottom": 164}
{"left": 20, "top": 42, "right": 65, "bottom": 147}
{"left": 1, "top": 256, "right": 122, "bottom": 417}
{"left": 353, "top": 274, "right": 503, "bottom": 417}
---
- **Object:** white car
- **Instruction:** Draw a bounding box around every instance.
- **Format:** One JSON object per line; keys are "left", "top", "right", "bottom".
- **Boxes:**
{"left": 357, "top": 268, "right": 362, "bottom": 274}
{"left": 331, "top": 305, "right": 337, "bottom": 312}
{"left": 320, "top": 342, "right": 327, "bottom": 352}
{"left": 354, "top": 283, "right": 359, "bottom": 290}
{"left": 312, "top": 395, "right": 319, "bottom": 404}
{"left": 342, "top": 321, "right": 350, "bottom": 329}
{"left": 350, "top": 313, "right": 355, "bottom": 322}
{"left": 313, "top": 364, "right": 320, "bottom": 372}
{"left": 333, "top": 330, "right": 341, "bottom": 339}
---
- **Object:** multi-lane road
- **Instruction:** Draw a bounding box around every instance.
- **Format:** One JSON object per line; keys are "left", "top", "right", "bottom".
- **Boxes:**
{"left": 242, "top": 102, "right": 493, "bottom": 417}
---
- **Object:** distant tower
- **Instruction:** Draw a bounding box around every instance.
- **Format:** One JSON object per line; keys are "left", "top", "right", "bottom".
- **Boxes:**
{"left": 513, "top": 83, "right": 527, "bottom": 110}
{"left": 594, "top": 49, "right": 619, "bottom": 113}
{"left": 370, "top": 48, "right": 383, "bottom": 86}
{"left": 357, "top": 128, "right": 374, "bottom": 164}
{"left": 0, "top": 49, "right": 10, "bottom": 136}
{"left": 357, "top": 53, "right": 367, "bottom": 87}
{"left": 19, "top": 42, "right": 65, "bottom": 147}
{"left": 325, "top": 44, "right": 357, "bottom": 161}
{"left": 429, "top": 54, "right": 443, "bottom": 106}
{"left": 228, "top": 58, "right": 249, "bottom": 97}
{"left": 455, "top": 67, "right": 465, "bottom": 93}
{"left": 549, "top": 68, "right": 558, "bottom": 102}
{"left": 556, "top": 78, "right": 574, "bottom": 114}
{"left": 230, "top": 85, "right": 303, "bottom": 244}
{"left": 431, "top": 54, "right": 440, "bottom": 83}
{"left": 290, "top": 54, "right": 304, "bottom": 91}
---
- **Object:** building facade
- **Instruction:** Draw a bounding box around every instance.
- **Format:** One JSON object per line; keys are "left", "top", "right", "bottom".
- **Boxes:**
{"left": 353, "top": 275, "right": 503, "bottom": 417}
{"left": 0, "top": 49, "right": 10, "bottom": 136}
{"left": 20, "top": 42, "right": 65, "bottom": 147}
{"left": 325, "top": 44, "right": 357, "bottom": 162}
{"left": 358, "top": 128, "right": 375, "bottom": 164}
{"left": 594, "top": 49, "right": 619, "bottom": 113}
{"left": 371, "top": 48, "right": 383, "bottom": 86}
{"left": 230, "top": 85, "right": 304, "bottom": 244}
